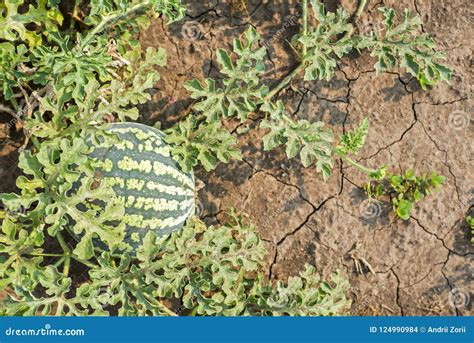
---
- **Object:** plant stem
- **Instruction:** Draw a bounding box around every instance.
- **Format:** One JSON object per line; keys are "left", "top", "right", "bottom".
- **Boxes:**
{"left": 29, "top": 252, "right": 65, "bottom": 257}
{"left": 54, "top": 257, "right": 65, "bottom": 268}
{"left": 80, "top": 1, "right": 151, "bottom": 49}
{"left": 356, "top": 0, "right": 368, "bottom": 18}
{"left": 63, "top": 254, "right": 71, "bottom": 276}
{"left": 335, "top": 149, "right": 378, "bottom": 175}
{"left": 264, "top": 62, "right": 306, "bottom": 102}
{"left": 143, "top": 294, "right": 178, "bottom": 316}
{"left": 160, "top": 303, "right": 178, "bottom": 316}
{"left": 302, "top": 0, "right": 308, "bottom": 57}
{"left": 56, "top": 232, "right": 71, "bottom": 276}
{"left": 190, "top": 307, "right": 199, "bottom": 316}
{"left": 71, "top": 255, "right": 99, "bottom": 269}
{"left": 30, "top": 136, "right": 41, "bottom": 150}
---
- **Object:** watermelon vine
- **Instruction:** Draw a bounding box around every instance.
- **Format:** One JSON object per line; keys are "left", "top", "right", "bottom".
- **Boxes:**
{"left": 0, "top": 0, "right": 452, "bottom": 316}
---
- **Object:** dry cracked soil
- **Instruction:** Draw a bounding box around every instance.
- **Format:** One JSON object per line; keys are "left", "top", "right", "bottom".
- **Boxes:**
{"left": 0, "top": 0, "right": 472, "bottom": 316}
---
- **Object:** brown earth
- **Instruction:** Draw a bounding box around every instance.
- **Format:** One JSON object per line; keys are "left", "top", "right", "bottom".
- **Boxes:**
{"left": 0, "top": 0, "right": 472, "bottom": 316}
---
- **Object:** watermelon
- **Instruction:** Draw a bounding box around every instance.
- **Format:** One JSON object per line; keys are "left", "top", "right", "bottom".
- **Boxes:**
{"left": 88, "top": 122, "right": 195, "bottom": 248}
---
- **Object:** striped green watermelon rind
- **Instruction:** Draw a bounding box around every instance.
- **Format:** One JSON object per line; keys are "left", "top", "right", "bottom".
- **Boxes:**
{"left": 87, "top": 122, "right": 195, "bottom": 248}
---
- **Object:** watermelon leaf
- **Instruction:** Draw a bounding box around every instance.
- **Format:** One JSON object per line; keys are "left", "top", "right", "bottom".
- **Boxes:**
{"left": 299, "top": 1, "right": 353, "bottom": 81}
{"left": 260, "top": 101, "right": 334, "bottom": 180}
{"left": 356, "top": 7, "right": 452, "bottom": 89}
{"left": 185, "top": 26, "right": 269, "bottom": 122}
{"left": 0, "top": 0, "right": 63, "bottom": 46}
{"left": 165, "top": 115, "right": 242, "bottom": 173}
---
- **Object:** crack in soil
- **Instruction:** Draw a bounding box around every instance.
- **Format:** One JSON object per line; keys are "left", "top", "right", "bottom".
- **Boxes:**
{"left": 414, "top": 97, "right": 469, "bottom": 106}
{"left": 413, "top": 0, "right": 426, "bottom": 34}
{"left": 411, "top": 216, "right": 473, "bottom": 258}
{"left": 185, "top": 3, "right": 219, "bottom": 20}
{"left": 241, "top": 156, "right": 347, "bottom": 280}
{"left": 268, "top": 194, "right": 337, "bottom": 279}
{"left": 390, "top": 267, "right": 405, "bottom": 316}
{"left": 359, "top": 78, "right": 418, "bottom": 162}
{"left": 440, "top": 251, "right": 460, "bottom": 316}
